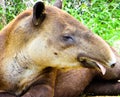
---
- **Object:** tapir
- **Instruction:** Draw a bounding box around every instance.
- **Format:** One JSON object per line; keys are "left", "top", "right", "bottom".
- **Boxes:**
{"left": 0, "top": 1, "right": 117, "bottom": 97}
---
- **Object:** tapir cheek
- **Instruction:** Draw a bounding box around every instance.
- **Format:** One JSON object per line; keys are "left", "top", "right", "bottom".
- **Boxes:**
{"left": 26, "top": 37, "right": 48, "bottom": 61}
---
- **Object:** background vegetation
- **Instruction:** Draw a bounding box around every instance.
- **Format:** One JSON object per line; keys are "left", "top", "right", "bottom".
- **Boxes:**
{"left": 63, "top": 0, "right": 120, "bottom": 46}
{"left": 0, "top": 0, "right": 120, "bottom": 46}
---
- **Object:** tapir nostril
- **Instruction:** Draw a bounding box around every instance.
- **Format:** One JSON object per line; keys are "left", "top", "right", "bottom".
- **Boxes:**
{"left": 111, "top": 63, "right": 116, "bottom": 68}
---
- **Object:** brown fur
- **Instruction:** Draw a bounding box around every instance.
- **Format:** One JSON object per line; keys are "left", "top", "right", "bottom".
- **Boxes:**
{"left": 0, "top": 2, "right": 117, "bottom": 97}
{"left": 21, "top": 48, "right": 120, "bottom": 97}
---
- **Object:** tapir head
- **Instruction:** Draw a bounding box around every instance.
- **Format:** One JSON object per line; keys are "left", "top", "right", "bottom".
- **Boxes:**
{"left": 3, "top": 2, "right": 116, "bottom": 76}
{"left": 31, "top": 2, "right": 116, "bottom": 74}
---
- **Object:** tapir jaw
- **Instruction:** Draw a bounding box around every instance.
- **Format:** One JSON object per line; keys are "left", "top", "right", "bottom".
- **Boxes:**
{"left": 77, "top": 55, "right": 116, "bottom": 75}
{"left": 78, "top": 57, "right": 106, "bottom": 75}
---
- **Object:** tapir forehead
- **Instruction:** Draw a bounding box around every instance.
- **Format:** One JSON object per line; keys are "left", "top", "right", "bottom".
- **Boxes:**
{"left": 45, "top": 6, "right": 88, "bottom": 31}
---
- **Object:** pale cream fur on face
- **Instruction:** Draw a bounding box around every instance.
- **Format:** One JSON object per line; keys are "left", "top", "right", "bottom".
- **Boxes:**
{"left": 27, "top": 36, "right": 81, "bottom": 68}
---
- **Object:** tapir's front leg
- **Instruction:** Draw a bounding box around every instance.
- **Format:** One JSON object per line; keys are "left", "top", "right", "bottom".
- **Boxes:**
{"left": 54, "top": 68, "right": 96, "bottom": 97}
{"left": 0, "top": 93, "right": 15, "bottom": 97}
{"left": 22, "top": 68, "right": 57, "bottom": 97}
{"left": 22, "top": 84, "right": 53, "bottom": 97}
{"left": 84, "top": 80, "right": 120, "bottom": 95}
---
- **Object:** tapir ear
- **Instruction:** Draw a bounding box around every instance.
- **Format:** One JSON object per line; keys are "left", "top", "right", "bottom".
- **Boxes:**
{"left": 54, "top": 0, "right": 62, "bottom": 9}
{"left": 33, "top": 2, "right": 46, "bottom": 26}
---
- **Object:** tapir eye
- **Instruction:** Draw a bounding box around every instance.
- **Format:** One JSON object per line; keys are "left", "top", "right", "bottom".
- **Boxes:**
{"left": 61, "top": 35, "right": 75, "bottom": 45}
{"left": 63, "top": 35, "right": 73, "bottom": 42}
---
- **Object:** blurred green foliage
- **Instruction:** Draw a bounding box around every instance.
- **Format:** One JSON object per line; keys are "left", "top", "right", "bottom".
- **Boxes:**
{"left": 5, "top": 0, "right": 26, "bottom": 23}
{"left": 0, "top": 0, "right": 26, "bottom": 29}
{"left": 63, "top": 0, "right": 120, "bottom": 45}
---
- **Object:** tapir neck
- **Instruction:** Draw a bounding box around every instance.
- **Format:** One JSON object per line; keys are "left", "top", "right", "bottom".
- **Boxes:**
{"left": 0, "top": 49, "right": 43, "bottom": 93}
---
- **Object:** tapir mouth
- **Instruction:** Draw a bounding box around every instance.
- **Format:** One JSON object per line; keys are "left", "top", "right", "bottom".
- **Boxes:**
{"left": 78, "top": 57, "right": 106, "bottom": 75}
